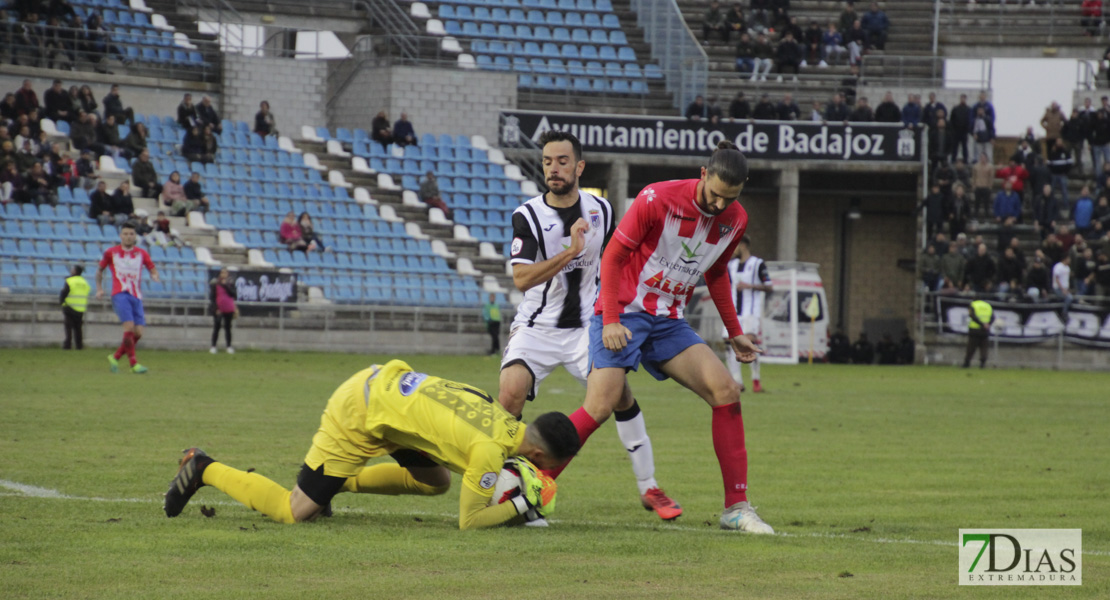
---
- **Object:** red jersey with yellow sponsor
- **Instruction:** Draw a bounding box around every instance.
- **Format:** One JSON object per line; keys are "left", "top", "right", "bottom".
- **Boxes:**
{"left": 597, "top": 178, "right": 747, "bottom": 319}
{"left": 99, "top": 245, "right": 155, "bottom": 299}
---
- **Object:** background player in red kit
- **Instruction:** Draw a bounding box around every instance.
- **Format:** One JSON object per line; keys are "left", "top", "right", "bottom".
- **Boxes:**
{"left": 551, "top": 141, "right": 774, "bottom": 533}
{"left": 97, "top": 222, "right": 160, "bottom": 374}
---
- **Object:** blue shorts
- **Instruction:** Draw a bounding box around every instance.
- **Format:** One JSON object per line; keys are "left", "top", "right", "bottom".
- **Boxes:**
{"left": 111, "top": 293, "right": 145, "bottom": 326}
{"left": 588, "top": 313, "right": 705, "bottom": 381}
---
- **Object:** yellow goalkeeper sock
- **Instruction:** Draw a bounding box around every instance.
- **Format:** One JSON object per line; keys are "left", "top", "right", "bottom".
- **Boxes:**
{"left": 342, "top": 463, "right": 448, "bottom": 496}
{"left": 202, "top": 462, "right": 296, "bottom": 523}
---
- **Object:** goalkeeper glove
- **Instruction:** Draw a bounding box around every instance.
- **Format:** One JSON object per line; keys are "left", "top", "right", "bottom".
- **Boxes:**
{"left": 508, "top": 457, "right": 557, "bottom": 519}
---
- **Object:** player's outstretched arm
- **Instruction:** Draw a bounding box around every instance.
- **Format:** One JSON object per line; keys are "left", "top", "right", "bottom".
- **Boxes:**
{"left": 94, "top": 266, "right": 105, "bottom": 299}
{"left": 511, "top": 217, "right": 589, "bottom": 292}
{"left": 457, "top": 486, "right": 524, "bottom": 530}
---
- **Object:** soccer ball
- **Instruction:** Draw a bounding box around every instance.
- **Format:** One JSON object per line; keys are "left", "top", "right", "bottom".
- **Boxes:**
{"left": 487, "top": 457, "right": 528, "bottom": 507}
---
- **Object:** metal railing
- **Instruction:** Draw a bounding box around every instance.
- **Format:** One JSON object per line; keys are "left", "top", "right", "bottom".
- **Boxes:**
{"left": 1076, "top": 59, "right": 1105, "bottom": 91}
{"left": 859, "top": 55, "right": 991, "bottom": 89}
{"left": 496, "top": 113, "right": 544, "bottom": 187}
{"left": 0, "top": 24, "right": 221, "bottom": 83}
{"left": 938, "top": 0, "right": 1080, "bottom": 45}
{"left": 629, "top": 0, "right": 707, "bottom": 111}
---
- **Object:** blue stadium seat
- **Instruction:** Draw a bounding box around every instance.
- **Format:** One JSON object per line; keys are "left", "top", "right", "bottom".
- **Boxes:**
{"left": 512, "top": 56, "right": 531, "bottom": 73}
{"left": 439, "top": 5, "right": 455, "bottom": 18}
{"left": 553, "top": 27, "right": 571, "bottom": 42}
{"left": 527, "top": 10, "right": 544, "bottom": 24}
{"left": 522, "top": 41, "right": 543, "bottom": 57}
{"left": 597, "top": 0, "right": 613, "bottom": 10}
{"left": 473, "top": 7, "right": 490, "bottom": 21}
{"left": 565, "top": 12, "right": 584, "bottom": 27}
{"left": 546, "top": 11, "right": 564, "bottom": 26}
{"left": 560, "top": 44, "right": 579, "bottom": 59}
{"left": 580, "top": 45, "right": 598, "bottom": 60}
{"left": 598, "top": 45, "right": 616, "bottom": 60}
{"left": 507, "top": 9, "right": 526, "bottom": 23}
{"left": 585, "top": 61, "right": 603, "bottom": 76}
{"left": 619, "top": 46, "right": 637, "bottom": 62}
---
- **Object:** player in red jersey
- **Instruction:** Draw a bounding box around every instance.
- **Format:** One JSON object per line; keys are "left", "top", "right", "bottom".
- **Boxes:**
{"left": 96, "top": 222, "right": 160, "bottom": 374}
{"left": 551, "top": 141, "right": 774, "bottom": 533}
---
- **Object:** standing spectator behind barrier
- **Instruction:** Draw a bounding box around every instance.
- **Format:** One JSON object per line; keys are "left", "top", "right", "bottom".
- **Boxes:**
{"left": 923, "top": 92, "right": 947, "bottom": 131}
{"left": 949, "top": 94, "right": 971, "bottom": 164}
{"left": 963, "top": 299, "right": 993, "bottom": 369}
{"left": 849, "top": 96, "right": 873, "bottom": 122}
{"left": 371, "top": 111, "right": 393, "bottom": 150}
{"left": 60, "top": 265, "right": 90, "bottom": 350}
{"left": 254, "top": 101, "right": 276, "bottom": 138}
{"left": 972, "top": 107, "right": 995, "bottom": 162}
{"left": 728, "top": 91, "right": 750, "bottom": 119}
{"left": 209, "top": 268, "right": 238, "bottom": 355}
{"left": 481, "top": 293, "right": 501, "bottom": 355}
{"left": 928, "top": 119, "right": 952, "bottom": 172}
{"left": 685, "top": 95, "right": 706, "bottom": 120}
{"left": 392, "top": 112, "right": 417, "bottom": 147}
{"left": 419, "top": 171, "right": 451, "bottom": 218}
{"left": 102, "top": 84, "right": 134, "bottom": 125}
{"left": 948, "top": 183, "right": 971, "bottom": 237}
{"left": 1053, "top": 254, "right": 1074, "bottom": 312}
{"left": 183, "top": 172, "right": 212, "bottom": 213}
{"left": 851, "top": 332, "right": 874, "bottom": 365}
{"left": 874, "top": 92, "right": 901, "bottom": 123}
{"left": 1094, "top": 252, "right": 1110, "bottom": 298}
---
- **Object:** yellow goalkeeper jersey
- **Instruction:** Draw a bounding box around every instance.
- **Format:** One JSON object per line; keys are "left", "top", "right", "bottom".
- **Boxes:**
{"left": 308, "top": 359, "right": 525, "bottom": 497}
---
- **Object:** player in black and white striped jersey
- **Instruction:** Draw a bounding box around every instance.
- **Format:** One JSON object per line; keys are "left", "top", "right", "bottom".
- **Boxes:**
{"left": 723, "top": 236, "right": 773, "bottom": 393}
{"left": 499, "top": 130, "right": 683, "bottom": 521}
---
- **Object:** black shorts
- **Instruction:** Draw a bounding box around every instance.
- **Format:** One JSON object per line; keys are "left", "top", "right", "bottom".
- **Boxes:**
{"left": 295, "top": 449, "right": 441, "bottom": 506}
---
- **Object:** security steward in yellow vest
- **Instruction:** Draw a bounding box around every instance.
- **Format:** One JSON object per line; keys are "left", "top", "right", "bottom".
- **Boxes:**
{"left": 61, "top": 265, "right": 91, "bottom": 350}
{"left": 963, "top": 299, "right": 994, "bottom": 369}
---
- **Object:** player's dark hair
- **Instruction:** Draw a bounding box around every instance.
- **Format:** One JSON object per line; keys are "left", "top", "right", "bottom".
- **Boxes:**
{"left": 531, "top": 412, "right": 580, "bottom": 461}
{"left": 706, "top": 140, "right": 748, "bottom": 186}
{"left": 72, "top": 265, "right": 84, "bottom": 276}
{"left": 538, "top": 130, "right": 583, "bottom": 162}
{"left": 120, "top": 222, "right": 136, "bottom": 232}
{"left": 740, "top": 235, "right": 752, "bottom": 247}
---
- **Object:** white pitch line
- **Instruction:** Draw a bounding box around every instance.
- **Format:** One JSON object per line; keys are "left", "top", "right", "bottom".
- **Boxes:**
{"left": 2, "top": 480, "right": 1107, "bottom": 557}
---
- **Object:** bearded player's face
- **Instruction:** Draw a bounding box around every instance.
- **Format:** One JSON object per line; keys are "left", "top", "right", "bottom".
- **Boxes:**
{"left": 698, "top": 172, "right": 743, "bottom": 215}
{"left": 542, "top": 140, "right": 583, "bottom": 197}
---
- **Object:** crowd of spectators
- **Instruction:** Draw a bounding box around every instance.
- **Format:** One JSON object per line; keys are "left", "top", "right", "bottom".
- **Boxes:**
{"left": 278, "top": 210, "right": 329, "bottom": 253}
{"left": 827, "top": 327, "right": 915, "bottom": 365}
{"left": 370, "top": 110, "right": 420, "bottom": 151}
{"left": 1, "top": 1, "right": 131, "bottom": 71}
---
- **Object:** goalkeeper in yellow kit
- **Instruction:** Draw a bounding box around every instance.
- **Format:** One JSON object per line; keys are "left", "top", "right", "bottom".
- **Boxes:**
{"left": 163, "top": 360, "right": 579, "bottom": 529}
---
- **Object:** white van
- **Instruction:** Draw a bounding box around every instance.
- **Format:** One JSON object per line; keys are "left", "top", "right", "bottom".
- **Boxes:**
{"left": 688, "top": 261, "right": 829, "bottom": 364}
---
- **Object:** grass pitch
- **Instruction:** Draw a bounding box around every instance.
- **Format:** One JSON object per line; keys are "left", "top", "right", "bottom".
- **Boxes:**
{"left": 1, "top": 348, "right": 1107, "bottom": 599}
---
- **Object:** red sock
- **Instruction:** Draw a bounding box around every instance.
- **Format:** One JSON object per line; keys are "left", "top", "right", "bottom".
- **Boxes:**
{"left": 114, "top": 331, "right": 133, "bottom": 361}
{"left": 126, "top": 333, "right": 138, "bottom": 366}
{"left": 712, "top": 403, "right": 748, "bottom": 507}
{"left": 543, "top": 407, "right": 601, "bottom": 480}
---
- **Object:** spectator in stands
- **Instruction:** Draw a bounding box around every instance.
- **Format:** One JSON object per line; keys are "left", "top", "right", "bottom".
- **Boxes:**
{"left": 148, "top": 211, "right": 187, "bottom": 247}
{"left": 703, "top": 1, "right": 728, "bottom": 43}
{"left": 972, "top": 107, "right": 995, "bottom": 163}
{"left": 1095, "top": 252, "right": 1110, "bottom": 298}
{"left": 1043, "top": 232, "right": 1066, "bottom": 265}
{"left": 1090, "top": 109, "right": 1110, "bottom": 181}
{"left": 183, "top": 172, "right": 211, "bottom": 213}
{"left": 1040, "top": 102, "right": 1065, "bottom": 150}
{"left": 901, "top": 94, "right": 922, "bottom": 128}
{"left": 770, "top": 0, "right": 791, "bottom": 29}
{"left": 940, "top": 241, "right": 966, "bottom": 293}
{"left": 297, "top": 212, "right": 327, "bottom": 252}
{"left": 109, "top": 180, "right": 133, "bottom": 221}
{"left": 948, "top": 183, "right": 970, "bottom": 238}
{"left": 751, "top": 32, "right": 774, "bottom": 82}
{"left": 992, "top": 179, "right": 1021, "bottom": 224}
{"left": 840, "top": 64, "right": 861, "bottom": 105}
{"left": 850, "top": 332, "right": 874, "bottom": 365}
{"left": 849, "top": 96, "right": 873, "bottom": 122}
{"left": 1024, "top": 256, "right": 1050, "bottom": 300}
{"left": 14, "top": 79, "right": 39, "bottom": 117}
{"left": 76, "top": 148, "right": 97, "bottom": 190}
{"left": 776, "top": 93, "right": 800, "bottom": 121}
{"left": 370, "top": 110, "right": 392, "bottom": 149}
{"left": 995, "top": 158, "right": 1028, "bottom": 199}
{"left": 177, "top": 93, "right": 197, "bottom": 129}
{"left": 808, "top": 100, "right": 824, "bottom": 122}
{"left": 123, "top": 122, "right": 149, "bottom": 158}
{"left": 279, "top": 210, "right": 308, "bottom": 252}
{"left": 949, "top": 94, "right": 971, "bottom": 164}
{"left": 1074, "top": 187, "right": 1095, "bottom": 238}
{"left": 860, "top": 2, "right": 888, "bottom": 50}
{"left": 131, "top": 149, "right": 160, "bottom": 199}
{"left": 46, "top": 145, "right": 77, "bottom": 189}
{"left": 97, "top": 113, "right": 130, "bottom": 159}
{"left": 706, "top": 96, "right": 724, "bottom": 122}
{"left": 726, "top": 4, "right": 748, "bottom": 40}
{"left": 684, "top": 95, "right": 706, "bottom": 120}
{"left": 1063, "top": 108, "right": 1089, "bottom": 175}
{"left": 44, "top": 79, "right": 73, "bottom": 123}
{"left": 1045, "top": 138, "right": 1073, "bottom": 203}
{"left": 749, "top": 0, "right": 771, "bottom": 34}
{"left": 734, "top": 32, "right": 757, "bottom": 75}
{"left": 60, "top": 264, "right": 88, "bottom": 351}
{"left": 752, "top": 93, "right": 776, "bottom": 120}
{"left": 0, "top": 93, "right": 17, "bottom": 124}
{"left": 76, "top": 85, "right": 98, "bottom": 117}
{"left": 952, "top": 157, "right": 971, "bottom": 190}
{"left": 15, "top": 138, "right": 38, "bottom": 174}
{"left": 1, "top": 162, "right": 25, "bottom": 204}
{"left": 1052, "top": 254, "right": 1073, "bottom": 308}
{"left": 11, "top": 14, "right": 43, "bottom": 67}
{"left": 972, "top": 90, "right": 995, "bottom": 123}
{"left": 782, "top": 14, "right": 803, "bottom": 44}
{"left": 838, "top": 1, "right": 858, "bottom": 36}
{"left": 966, "top": 243, "right": 996, "bottom": 293}
{"left": 46, "top": 0, "right": 78, "bottom": 24}
{"left": 419, "top": 171, "right": 451, "bottom": 217}
{"left": 997, "top": 246, "right": 1024, "bottom": 298}
{"left": 161, "top": 171, "right": 198, "bottom": 217}
{"left": 1075, "top": 246, "right": 1097, "bottom": 296}
{"left": 774, "top": 31, "right": 802, "bottom": 83}
{"left": 14, "top": 125, "right": 37, "bottom": 156}
{"left": 209, "top": 267, "right": 237, "bottom": 355}
{"left": 393, "top": 112, "right": 417, "bottom": 147}
{"left": 88, "top": 180, "right": 115, "bottom": 225}
{"left": 843, "top": 19, "right": 867, "bottom": 66}
{"left": 824, "top": 92, "right": 850, "bottom": 122}
{"left": 922, "top": 93, "right": 946, "bottom": 131}
{"left": 920, "top": 242, "right": 941, "bottom": 291}
{"left": 801, "top": 19, "right": 822, "bottom": 66}
{"left": 1082, "top": 0, "right": 1103, "bottom": 36}
{"left": 43, "top": 16, "right": 73, "bottom": 69}
{"left": 196, "top": 96, "right": 221, "bottom": 134}
{"left": 920, "top": 182, "right": 947, "bottom": 239}
{"left": 874, "top": 91, "right": 901, "bottom": 123}
{"left": 182, "top": 126, "right": 211, "bottom": 164}
{"left": 201, "top": 124, "right": 219, "bottom": 163}
{"left": 102, "top": 85, "right": 134, "bottom": 125}
{"left": 728, "top": 91, "right": 751, "bottom": 120}
{"left": 65, "top": 16, "right": 89, "bottom": 64}
{"left": 1093, "top": 195, "right": 1110, "bottom": 236}
{"left": 929, "top": 118, "right": 952, "bottom": 172}
{"left": 821, "top": 23, "right": 846, "bottom": 67}
{"left": 482, "top": 293, "right": 501, "bottom": 355}
{"left": 254, "top": 100, "right": 276, "bottom": 138}
{"left": 827, "top": 326, "right": 850, "bottom": 363}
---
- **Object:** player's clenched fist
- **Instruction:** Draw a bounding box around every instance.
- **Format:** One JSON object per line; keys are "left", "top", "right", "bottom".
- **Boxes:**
{"left": 602, "top": 322, "right": 633, "bottom": 352}
{"left": 729, "top": 334, "right": 762, "bottom": 364}
{"left": 568, "top": 217, "right": 588, "bottom": 255}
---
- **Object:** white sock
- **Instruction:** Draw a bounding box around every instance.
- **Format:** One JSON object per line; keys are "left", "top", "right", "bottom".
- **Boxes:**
{"left": 725, "top": 348, "right": 742, "bottom": 384}
{"left": 750, "top": 354, "right": 761, "bottom": 382}
{"left": 614, "top": 401, "right": 657, "bottom": 496}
